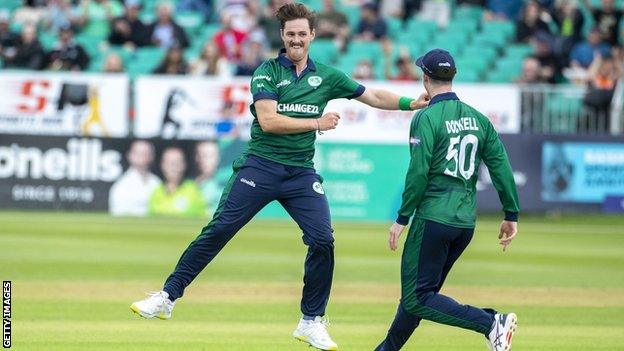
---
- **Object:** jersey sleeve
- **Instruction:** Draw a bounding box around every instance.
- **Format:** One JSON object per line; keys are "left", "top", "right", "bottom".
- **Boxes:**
{"left": 329, "top": 67, "right": 365, "bottom": 100}
{"left": 396, "top": 111, "right": 435, "bottom": 225}
{"left": 250, "top": 62, "right": 278, "bottom": 102}
{"left": 481, "top": 121, "right": 520, "bottom": 221}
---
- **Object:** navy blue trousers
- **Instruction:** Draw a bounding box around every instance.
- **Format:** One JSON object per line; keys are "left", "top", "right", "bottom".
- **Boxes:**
{"left": 163, "top": 154, "right": 334, "bottom": 317}
{"left": 375, "top": 219, "right": 496, "bottom": 351}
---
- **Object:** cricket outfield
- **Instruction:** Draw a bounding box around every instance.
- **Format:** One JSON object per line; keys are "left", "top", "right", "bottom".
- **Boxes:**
{"left": 1, "top": 212, "right": 623, "bottom": 350}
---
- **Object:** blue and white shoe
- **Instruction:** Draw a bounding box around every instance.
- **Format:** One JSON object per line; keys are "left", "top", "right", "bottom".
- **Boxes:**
{"left": 487, "top": 313, "right": 517, "bottom": 351}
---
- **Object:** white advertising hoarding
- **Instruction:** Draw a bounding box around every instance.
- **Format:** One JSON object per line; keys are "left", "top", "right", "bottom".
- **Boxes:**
{"left": 134, "top": 77, "right": 521, "bottom": 142}
{"left": 134, "top": 76, "right": 253, "bottom": 139}
{"left": 321, "top": 81, "right": 521, "bottom": 143}
{"left": 0, "top": 72, "right": 129, "bottom": 137}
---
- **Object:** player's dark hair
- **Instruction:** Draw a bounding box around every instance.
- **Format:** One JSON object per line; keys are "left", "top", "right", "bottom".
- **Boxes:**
{"left": 276, "top": 3, "right": 316, "bottom": 31}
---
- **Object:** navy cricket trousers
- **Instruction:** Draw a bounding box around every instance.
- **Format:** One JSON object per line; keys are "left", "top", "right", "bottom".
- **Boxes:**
{"left": 163, "top": 154, "right": 334, "bottom": 317}
{"left": 375, "top": 219, "right": 496, "bottom": 351}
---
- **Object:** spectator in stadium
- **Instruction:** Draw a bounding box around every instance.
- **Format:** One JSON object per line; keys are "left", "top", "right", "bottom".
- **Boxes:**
{"left": 419, "top": 0, "right": 451, "bottom": 28}
{"left": 515, "top": 56, "right": 549, "bottom": 83}
{"left": 149, "top": 146, "right": 207, "bottom": 217}
{"left": 109, "top": 140, "right": 161, "bottom": 217}
{"left": 147, "top": 1, "right": 190, "bottom": 49}
{"left": 390, "top": 57, "right": 419, "bottom": 81}
{"left": 213, "top": 12, "right": 247, "bottom": 61}
{"left": 47, "top": 25, "right": 90, "bottom": 71}
{"left": 216, "top": 0, "right": 258, "bottom": 32}
{"left": 102, "top": 52, "right": 124, "bottom": 72}
{"left": 235, "top": 35, "right": 266, "bottom": 75}
{"left": 315, "top": 0, "right": 350, "bottom": 51}
{"left": 352, "top": 58, "right": 375, "bottom": 79}
{"left": 190, "top": 41, "right": 232, "bottom": 77}
{"left": 581, "top": 53, "right": 622, "bottom": 132}
{"left": 548, "top": 0, "right": 584, "bottom": 67}
{"left": 517, "top": 56, "right": 547, "bottom": 131}
{"left": 43, "top": 0, "right": 76, "bottom": 33}
{"left": 533, "top": 33, "right": 559, "bottom": 83}
{"left": 570, "top": 27, "right": 612, "bottom": 69}
{"left": 515, "top": 0, "right": 550, "bottom": 43}
{"left": 258, "top": 0, "right": 288, "bottom": 51}
{"left": 177, "top": 0, "right": 213, "bottom": 22}
{"left": 108, "top": 0, "right": 148, "bottom": 48}
{"left": 484, "top": 0, "right": 523, "bottom": 21}
{"left": 12, "top": 0, "right": 47, "bottom": 26}
{"left": 0, "top": 11, "right": 19, "bottom": 51}
{"left": 379, "top": 0, "right": 404, "bottom": 19}
{"left": 583, "top": 0, "right": 623, "bottom": 46}
{"left": 194, "top": 140, "right": 222, "bottom": 213}
{"left": 355, "top": 2, "right": 388, "bottom": 41}
{"left": 73, "top": 0, "right": 124, "bottom": 38}
{"left": 1, "top": 23, "right": 46, "bottom": 70}
{"left": 384, "top": 47, "right": 419, "bottom": 81}
{"left": 153, "top": 46, "right": 189, "bottom": 74}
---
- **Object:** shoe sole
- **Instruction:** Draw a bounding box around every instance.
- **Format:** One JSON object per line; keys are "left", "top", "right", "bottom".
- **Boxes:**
{"left": 505, "top": 313, "right": 518, "bottom": 351}
{"left": 130, "top": 303, "right": 170, "bottom": 320}
{"left": 294, "top": 335, "right": 338, "bottom": 351}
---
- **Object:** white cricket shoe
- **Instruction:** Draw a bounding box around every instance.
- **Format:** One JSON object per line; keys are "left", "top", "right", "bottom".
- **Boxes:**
{"left": 293, "top": 316, "right": 338, "bottom": 351}
{"left": 130, "top": 291, "right": 175, "bottom": 320}
{"left": 487, "top": 313, "right": 518, "bottom": 351}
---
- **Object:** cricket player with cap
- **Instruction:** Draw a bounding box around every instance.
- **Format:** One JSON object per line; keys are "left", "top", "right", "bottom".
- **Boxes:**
{"left": 130, "top": 3, "right": 429, "bottom": 350}
{"left": 374, "top": 49, "right": 520, "bottom": 351}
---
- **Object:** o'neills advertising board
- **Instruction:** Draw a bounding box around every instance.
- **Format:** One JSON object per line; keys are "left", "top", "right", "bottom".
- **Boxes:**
{"left": 0, "top": 72, "right": 129, "bottom": 137}
{"left": 0, "top": 134, "right": 245, "bottom": 215}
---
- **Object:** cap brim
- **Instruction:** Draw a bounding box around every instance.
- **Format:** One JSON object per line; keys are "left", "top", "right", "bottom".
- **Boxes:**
{"left": 415, "top": 56, "right": 424, "bottom": 67}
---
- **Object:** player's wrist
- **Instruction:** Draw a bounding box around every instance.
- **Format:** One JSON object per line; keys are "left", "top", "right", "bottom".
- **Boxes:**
{"left": 315, "top": 118, "right": 323, "bottom": 135}
{"left": 504, "top": 211, "right": 519, "bottom": 222}
{"left": 399, "top": 96, "right": 415, "bottom": 111}
{"left": 396, "top": 214, "right": 410, "bottom": 225}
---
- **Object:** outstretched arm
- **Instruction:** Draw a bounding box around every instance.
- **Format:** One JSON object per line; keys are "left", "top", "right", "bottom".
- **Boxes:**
{"left": 355, "top": 88, "right": 430, "bottom": 110}
{"left": 255, "top": 99, "right": 340, "bottom": 134}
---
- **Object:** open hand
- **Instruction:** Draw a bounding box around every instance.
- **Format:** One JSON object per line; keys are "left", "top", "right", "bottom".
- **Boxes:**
{"left": 388, "top": 222, "right": 406, "bottom": 251}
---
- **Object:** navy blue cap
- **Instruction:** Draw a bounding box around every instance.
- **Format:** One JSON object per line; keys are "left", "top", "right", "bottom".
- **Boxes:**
{"left": 415, "top": 49, "right": 456, "bottom": 81}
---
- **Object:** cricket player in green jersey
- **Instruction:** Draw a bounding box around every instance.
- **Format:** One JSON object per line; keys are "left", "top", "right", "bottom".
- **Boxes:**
{"left": 131, "top": 3, "right": 429, "bottom": 351}
{"left": 374, "top": 49, "right": 520, "bottom": 351}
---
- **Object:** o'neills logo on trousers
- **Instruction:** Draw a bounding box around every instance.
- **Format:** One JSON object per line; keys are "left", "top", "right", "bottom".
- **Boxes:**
{"left": 277, "top": 104, "right": 319, "bottom": 114}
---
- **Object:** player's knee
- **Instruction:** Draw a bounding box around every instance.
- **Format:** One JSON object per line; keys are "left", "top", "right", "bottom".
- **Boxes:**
{"left": 306, "top": 232, "right": 334, "bottom": 252}
{"left": 199, "top": 222, "right": 234, "bottom": 241}
{"left": 414, "top": 289, "right": 435, "bottom": 305}
{"left": 402, "top": 290, "right": 434, "bottom": 315}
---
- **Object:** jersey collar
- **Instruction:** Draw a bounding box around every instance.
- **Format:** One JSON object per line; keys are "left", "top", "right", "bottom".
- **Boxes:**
{"left": 428, "top": 91, "right": 459, "bottom": 106}
{"left": 277, "top": 48, "right": 317, "bottom": 78}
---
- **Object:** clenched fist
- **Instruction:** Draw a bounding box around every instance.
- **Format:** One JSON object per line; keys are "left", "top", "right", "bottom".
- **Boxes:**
{"left": 317, "top": 112, "right": 340, "bottom": 131}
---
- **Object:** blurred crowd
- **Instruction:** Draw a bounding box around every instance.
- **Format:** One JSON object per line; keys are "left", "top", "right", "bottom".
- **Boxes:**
{"left": 0, "top": 0, "right": 622, "bottom": 87}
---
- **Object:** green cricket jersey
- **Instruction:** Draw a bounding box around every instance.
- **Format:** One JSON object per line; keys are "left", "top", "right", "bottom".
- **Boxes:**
{"left": 397, "top": 92, "right": 520, "bottom": 228}
{"left": 248, "top": 49, "right": 365, "bottom": 168}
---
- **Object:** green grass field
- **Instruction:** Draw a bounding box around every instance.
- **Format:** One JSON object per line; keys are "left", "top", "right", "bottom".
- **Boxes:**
{"left": 1, "top": 211, "right": 624, "bottom": 350}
